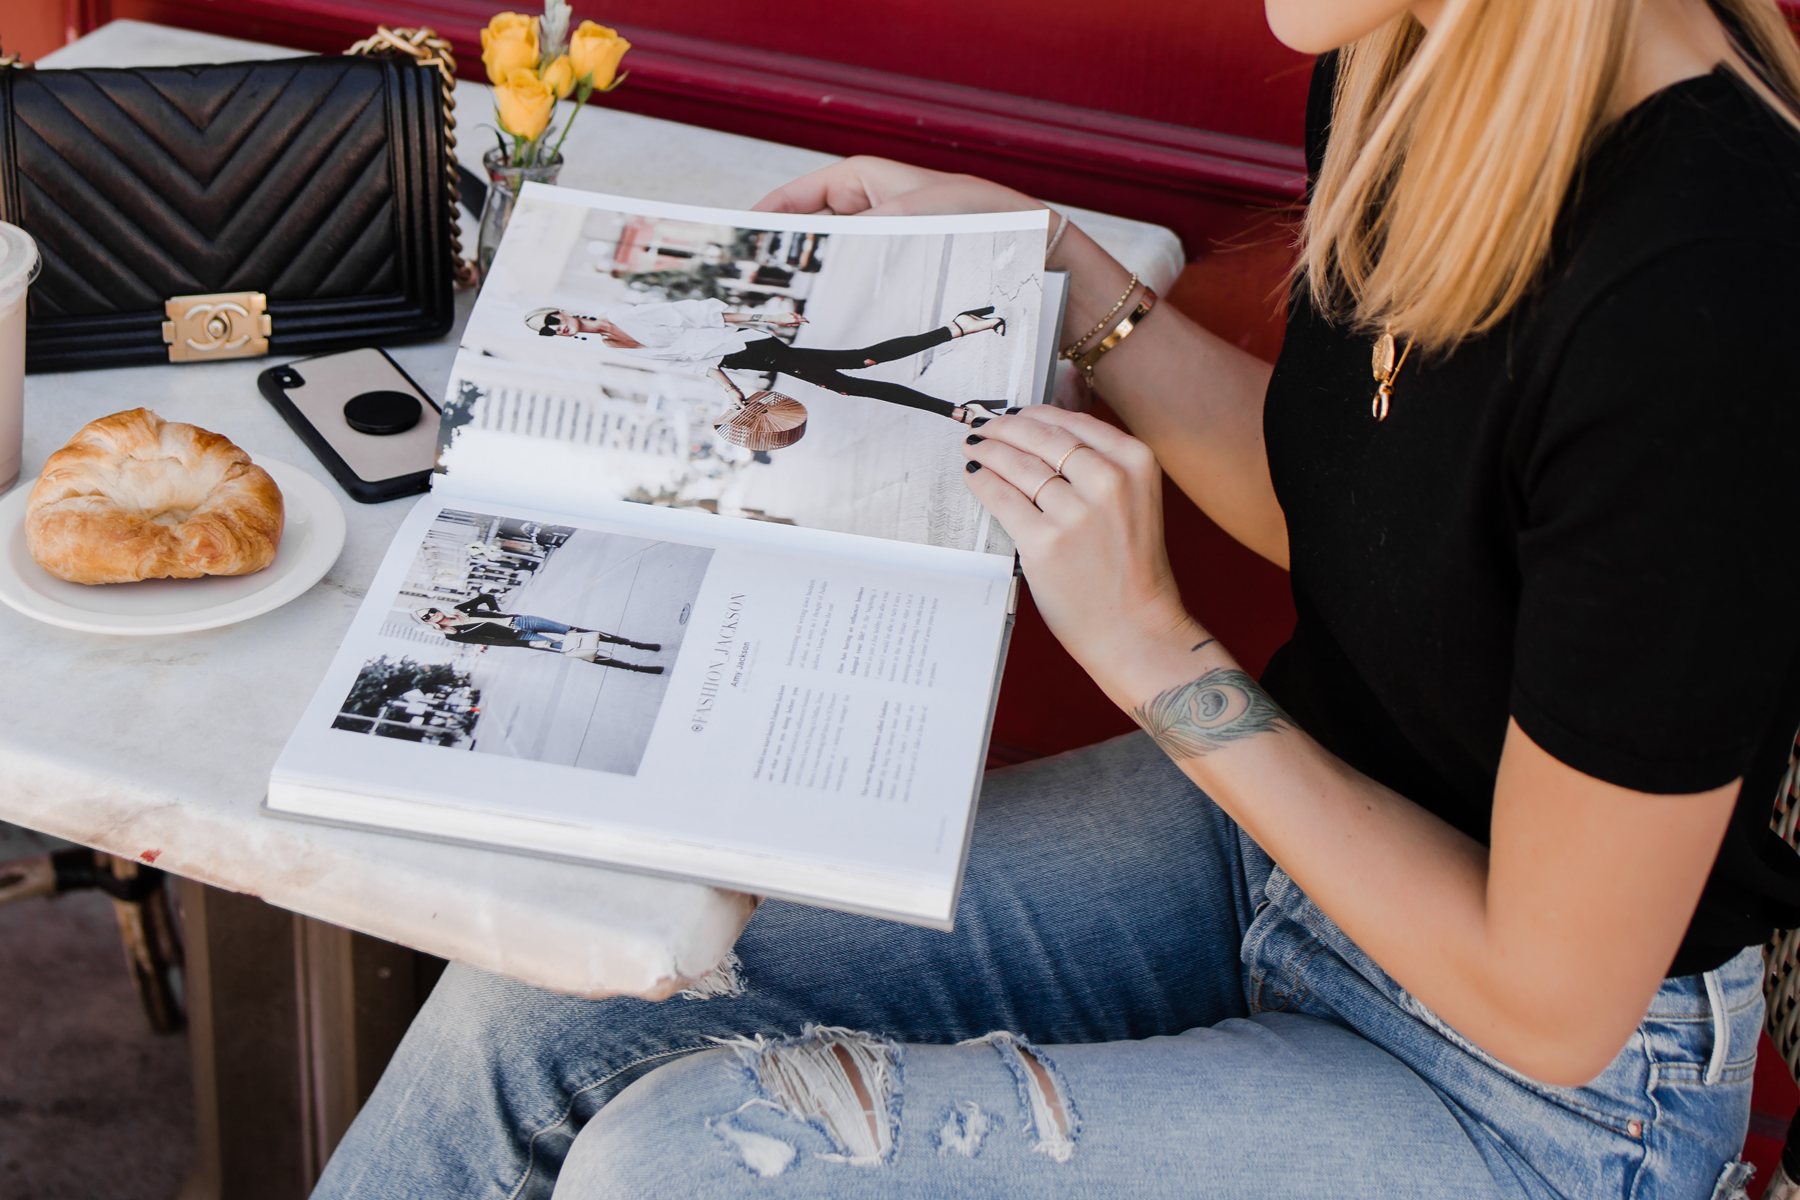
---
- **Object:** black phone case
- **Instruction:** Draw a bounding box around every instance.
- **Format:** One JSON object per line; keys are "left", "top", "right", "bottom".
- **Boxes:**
{"left": 257, "top": 349, "right": 439, "bottom": 504}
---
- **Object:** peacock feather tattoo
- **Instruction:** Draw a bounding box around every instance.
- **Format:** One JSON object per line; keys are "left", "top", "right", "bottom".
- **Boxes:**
{"left": 1131, "top": 668, "right": 1289, "bottom": 760}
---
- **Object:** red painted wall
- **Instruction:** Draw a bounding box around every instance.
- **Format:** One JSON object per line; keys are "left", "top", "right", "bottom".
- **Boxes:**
{"left": 1, "top": 0, "right": 71, "bottom": 61}
{"left": 100, "top": 0, "right": 1313, "bottom": 148}
{"left": 65, "top": 0, "right": 1800, "bottom": 158}
{"left": 575, "top": 0, "right": 1315, "bottom": 148}
{"left": 98, "top": 0, "right": 1310, "bottom": 260}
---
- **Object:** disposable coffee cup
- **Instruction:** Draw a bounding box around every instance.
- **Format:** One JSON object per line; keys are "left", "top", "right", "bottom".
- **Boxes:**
{"left": 0, "top": 223, "right": 40, "bottom": 494}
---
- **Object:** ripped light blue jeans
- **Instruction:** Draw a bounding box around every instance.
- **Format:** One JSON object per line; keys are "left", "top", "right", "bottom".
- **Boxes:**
{"left": 310, "top": 732, "right": 1762, "bottom": 1200}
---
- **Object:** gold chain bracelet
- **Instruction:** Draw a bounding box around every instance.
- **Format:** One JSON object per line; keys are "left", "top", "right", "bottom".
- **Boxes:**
{"left": 1074, "top": 288, "right": 1158, "bottom": 387}
{"left": 1061, "top": 273, "right": 1138, "bottom": 360}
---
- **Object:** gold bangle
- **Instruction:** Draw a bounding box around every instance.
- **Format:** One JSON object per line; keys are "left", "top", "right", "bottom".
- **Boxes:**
{"left": 1074, "top": 288, "right": 1158, "bottom": 386}
{"left": 1061, "top": 273, "right": 1138, "bottom": 360}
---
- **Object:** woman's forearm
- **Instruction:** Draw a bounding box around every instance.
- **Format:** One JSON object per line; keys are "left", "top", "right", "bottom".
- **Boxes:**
{"left": 1102, "top": 622, "right": 1729, "bottom": 1087}
{"left": 723, "top": 312, "right": 802, "bottom": 329}
{"left": 1088, "top": 622, "right": 1503, "bottom": 1051}
{"left": 706, "top": 368, "right": 745, "bottom": 399}
{"left": 1050, "top": 223, "right": 1289, "bottom": 567}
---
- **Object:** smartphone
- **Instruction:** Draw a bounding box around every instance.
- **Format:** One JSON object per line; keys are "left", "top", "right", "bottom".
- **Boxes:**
{"left": 258, "top": 348, "right": 441, "bottom": 503}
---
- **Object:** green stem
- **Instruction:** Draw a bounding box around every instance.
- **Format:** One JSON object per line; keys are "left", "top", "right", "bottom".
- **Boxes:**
{"left": 491, "top": 105, "right": 509, "bottom": 165}
{"left": 547, "top": 82, "right": 592, "bottom": 163}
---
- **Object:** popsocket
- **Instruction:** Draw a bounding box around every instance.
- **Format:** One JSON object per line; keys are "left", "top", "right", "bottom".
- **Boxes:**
{"left": 343, "top": 389, "right": 423, "bottom": 435}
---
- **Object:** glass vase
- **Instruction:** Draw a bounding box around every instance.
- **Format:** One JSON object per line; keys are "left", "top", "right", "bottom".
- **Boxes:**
{"left": 476, "top": 147, "right": 563, "bottom": 284}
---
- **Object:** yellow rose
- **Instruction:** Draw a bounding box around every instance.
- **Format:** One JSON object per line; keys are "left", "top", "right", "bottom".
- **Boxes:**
{"left": 495, "top": 68, "right": 555, "bottom": 141}
{"left": 542, "top": 54, "right": 576, "bottom": 100}
{"left": 569, "top": 21, "right": 631, "bottom": 91}
{"left": 480, "top": 13, "right": 539, "bottom": 86}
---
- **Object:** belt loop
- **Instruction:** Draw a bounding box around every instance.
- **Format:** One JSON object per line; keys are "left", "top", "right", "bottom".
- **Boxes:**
{"left": 1704, "top": 967, "right": 1729, "bottom": 1085}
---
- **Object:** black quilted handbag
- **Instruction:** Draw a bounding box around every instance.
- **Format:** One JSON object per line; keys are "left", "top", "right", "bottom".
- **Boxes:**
{"left": 0, "top": 27, "right": 470, "bottom": 374}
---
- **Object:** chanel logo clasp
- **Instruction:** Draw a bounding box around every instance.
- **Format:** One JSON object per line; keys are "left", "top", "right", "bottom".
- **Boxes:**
{"left": 161, "top": 292, "right": 272, "bottom": 363}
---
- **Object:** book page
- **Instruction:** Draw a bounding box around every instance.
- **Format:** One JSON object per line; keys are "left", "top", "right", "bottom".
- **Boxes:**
{"left": 436, "top": 186, "right": 1046, "bottom": 555}
{"left": 270, "top": 495, "right": 1013, "bottom": 923}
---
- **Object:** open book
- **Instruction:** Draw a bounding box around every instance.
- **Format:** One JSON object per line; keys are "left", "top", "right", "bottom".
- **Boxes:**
{"left": 266, "top": 185, "right": 1058, "bottom": 927}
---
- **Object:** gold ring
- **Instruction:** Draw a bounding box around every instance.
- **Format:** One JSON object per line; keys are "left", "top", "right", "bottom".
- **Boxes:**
{"left": 1053, "top": 442, "right": 1092, "bottom": 474}
{"left": 1029, "top": 473, "right": 1063, "bottom": 508}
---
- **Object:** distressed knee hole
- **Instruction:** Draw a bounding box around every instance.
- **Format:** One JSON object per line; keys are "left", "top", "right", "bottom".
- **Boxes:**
{"left": 961, "top": 1032, "right": 1077, "bottom": 1162}
{"left": 720, "top": 1025, "right": 901, "bottom": 1165}
{"left": 679, "top": 950, "right": 745, "bottom": 1000}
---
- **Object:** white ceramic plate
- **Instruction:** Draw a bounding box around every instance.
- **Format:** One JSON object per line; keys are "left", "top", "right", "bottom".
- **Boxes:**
{"left": 0, "top": 458, "right": 347, "bottom": 635}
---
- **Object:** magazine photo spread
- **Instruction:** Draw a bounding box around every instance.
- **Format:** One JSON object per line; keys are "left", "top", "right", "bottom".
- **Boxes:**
{"left": 266, "top": 187, "right": 1048, "bottom": 927}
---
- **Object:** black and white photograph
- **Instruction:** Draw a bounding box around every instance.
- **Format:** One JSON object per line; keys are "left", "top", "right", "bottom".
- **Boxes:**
{"left": 440, "top": 191, "right": 1045, "bottom": 553}
{"left": 332, "top": 508, "right": 713, "bottom": 776}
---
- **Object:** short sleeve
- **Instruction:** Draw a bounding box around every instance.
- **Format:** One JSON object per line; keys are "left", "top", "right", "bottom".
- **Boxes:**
{"left": 1510, "top": 238, "right": 1800, "bottom": 794}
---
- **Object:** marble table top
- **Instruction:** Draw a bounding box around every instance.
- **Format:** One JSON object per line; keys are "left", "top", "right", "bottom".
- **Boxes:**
{"left": 0, "top": 20, "right": 1185, "bottom": 997}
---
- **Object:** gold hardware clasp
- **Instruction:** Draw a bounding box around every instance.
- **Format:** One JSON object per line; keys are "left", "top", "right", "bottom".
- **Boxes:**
{"left": 161, "top": 292, "right": 271, "bottom": 363}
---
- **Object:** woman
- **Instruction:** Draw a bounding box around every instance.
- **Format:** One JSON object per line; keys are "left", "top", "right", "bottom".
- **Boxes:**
{"left": 525, "top": 298, "right": 1014, "bottom": 424}
{"left": 316, "top": 0, "right": 1800, "bottom": 1195}
{"left": 414, "top": 593, "right": 665, "bottom": 675}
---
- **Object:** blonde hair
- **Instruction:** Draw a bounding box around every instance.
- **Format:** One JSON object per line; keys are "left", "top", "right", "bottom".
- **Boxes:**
{"left": 1301, "top": 0, "right": 1800, "bottom": 352}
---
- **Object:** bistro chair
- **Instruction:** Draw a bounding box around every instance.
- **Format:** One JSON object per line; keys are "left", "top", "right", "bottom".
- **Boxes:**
{"left": 0, "top": 848, "right": 184, "bottom": 1033}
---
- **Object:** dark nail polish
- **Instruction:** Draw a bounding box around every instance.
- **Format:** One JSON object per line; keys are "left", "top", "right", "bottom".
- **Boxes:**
{"left": 970, "top": 418, "right": 989, "bottom": 428}
{"left": 965, "top": 460, "right": 983, "bottom": 473}
{"left": 965, "top": 434, "right": 984, "bottom": 445}
{"left": 1004, "top": 406, "right": 1023, "bottom": 414}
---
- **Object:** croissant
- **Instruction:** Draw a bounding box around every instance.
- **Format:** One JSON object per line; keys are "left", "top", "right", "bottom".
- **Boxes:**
{"left": 25, "top": 408, "right": 284, "bottom": 585}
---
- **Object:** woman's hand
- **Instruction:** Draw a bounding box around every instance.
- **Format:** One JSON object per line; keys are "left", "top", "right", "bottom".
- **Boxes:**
{"left": 755, "top": 159, "right": 1289, "bottom": 570}
{"left": 961, "top": 407, "right": 1204, "bottom": 705}
{"left": 753, "top": 156, "right": 1042, "bottom": 218}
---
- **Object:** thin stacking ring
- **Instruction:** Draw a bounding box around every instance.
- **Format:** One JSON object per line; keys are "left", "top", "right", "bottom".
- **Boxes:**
{"left": 1052, "top": 442, "right": 1091, "bottom": 475}
{"left": 1029, "top": 473, "right": 1063, "bottom": 508}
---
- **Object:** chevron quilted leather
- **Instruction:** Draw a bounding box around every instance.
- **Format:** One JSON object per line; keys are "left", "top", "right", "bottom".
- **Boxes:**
{"left": 0, "top": 55, "right": 455, "bottom": 372}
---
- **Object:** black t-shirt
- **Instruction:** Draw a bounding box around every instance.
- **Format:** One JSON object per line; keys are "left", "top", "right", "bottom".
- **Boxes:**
{"left": 1260, "top": 57, "right": 1800, "bottom": 976}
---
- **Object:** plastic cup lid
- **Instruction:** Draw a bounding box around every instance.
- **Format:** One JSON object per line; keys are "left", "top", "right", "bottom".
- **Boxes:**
{"left": 0, "top": 223, "right": 40, "bottom": 311}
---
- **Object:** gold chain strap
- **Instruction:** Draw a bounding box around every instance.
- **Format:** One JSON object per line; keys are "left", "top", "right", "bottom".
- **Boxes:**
{"left": 347, "top": 26, "right": 481, "bottom": 290}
